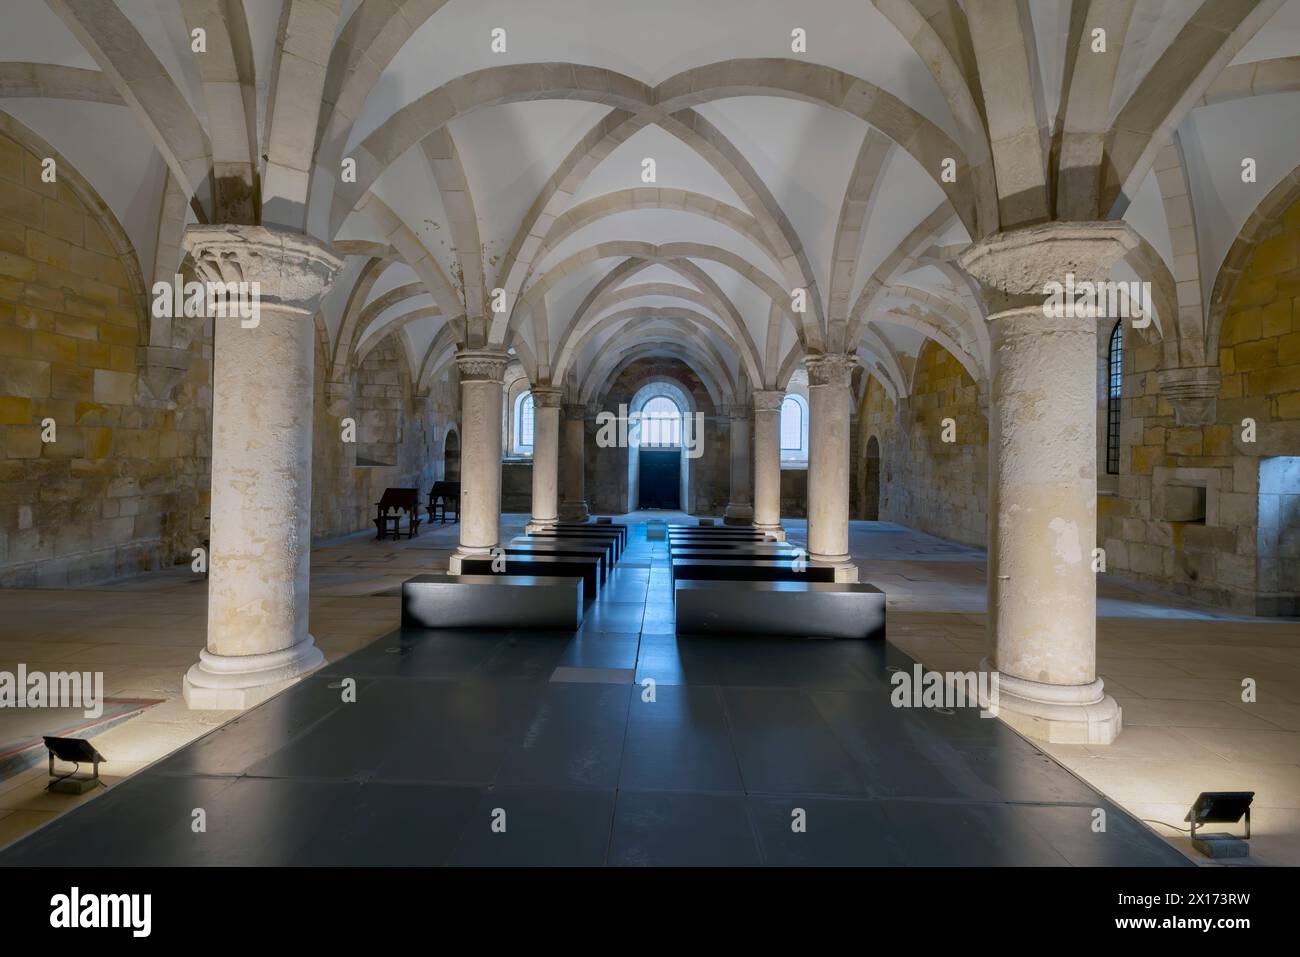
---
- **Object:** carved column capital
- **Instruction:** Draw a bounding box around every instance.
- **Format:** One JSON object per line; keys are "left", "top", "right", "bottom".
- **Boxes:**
{"left": 752, "top": 389, "right": 785, "bottom": 413}
{"left": 958, "top": 221, "right": 1140, "bottom": 313}
{"left": 531, "top": 386, "right": 564, "bottom": 408}
{"left": 182, "top": 224, "right": 342, "bottom": 313}
{"left": 455, "top": 349, "right": 510, "bottom": 383}
{"left": 1158, "top": 366, "right": 1222, "bottom": 426}
{"left": 805, "top": 352, "right": 856, "bottom": 388}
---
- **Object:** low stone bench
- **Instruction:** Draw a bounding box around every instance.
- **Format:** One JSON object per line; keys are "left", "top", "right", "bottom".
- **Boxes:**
{"left": 529, "top": 528, "right": 623, "bottom": 561}
{"left": 669, "top": 547, "right": 796, "bottom": 562}
{"left": 459, "top": 554, "right": 602, "bottom": 602}
{"left": 507, "top": 539, "right": 608, "bottom": 581}
{"left": 674, "top": 579, "right": 885, "bottom": 639}
{"left": 670, "top": 540, "right": 793, "bottom": 552}
{"left": 670, "top": 558, "right": 837, "bottom": 584}
{"left": 557, "top": 520, "right": 627, "bottom": 548}
{"left": 402, "top": 574, "right": 584, "bottom": 630}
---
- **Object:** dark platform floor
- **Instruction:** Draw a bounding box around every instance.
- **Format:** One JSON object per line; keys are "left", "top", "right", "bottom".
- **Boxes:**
{"left": 0, "top": 526, "right": 1190, "bottom": 867}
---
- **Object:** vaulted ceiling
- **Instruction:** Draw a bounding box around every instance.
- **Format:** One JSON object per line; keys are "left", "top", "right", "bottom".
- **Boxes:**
{"left": 4, "top": 0, "right": 1299, "bottom": 406}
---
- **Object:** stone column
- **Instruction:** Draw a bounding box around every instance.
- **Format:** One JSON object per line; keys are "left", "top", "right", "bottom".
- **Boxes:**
{"left": 751, "top": 390, "right": 785, "bottom": 540}
{"left": 449, "top": 350, "right": 510, "bottom": 573}
{"left": 559, "top": 402, "right": 589, "bottom": 521}
{"left": 526, "top": 386, "right": 563, "bottom": 532}
{"left": 724, "top": 403, "right": 754, "bottom": 525}
{"left": 182, "top": 225, "right": 341, "bottom": 710}
{"left": 958, "top": 221, "right": 1137, "bottom": 745}
{"left": 806, "top": 354, "right": 859, "bottom": 582}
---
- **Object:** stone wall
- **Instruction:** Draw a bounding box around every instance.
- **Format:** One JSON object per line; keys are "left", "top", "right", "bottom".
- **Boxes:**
{"left": 859, "top": 340, "right": 988, "bottom": 546}
{"left": 0, "top": 130, "right": 211, "bottom": 586}
{"left": 1102, "top": 198, "right": 1300, "bottom": 615}
{"left": 582, "top": 357, "right": 728, "bottom": 516}
{"left": 311, "top": 332, "right": 456, "bottom": 541}
{"left": 780, "top": 467, "right": 807, "bottom": 518}
{"left": 502, "top": 460, "right": 532, "bottom": 513}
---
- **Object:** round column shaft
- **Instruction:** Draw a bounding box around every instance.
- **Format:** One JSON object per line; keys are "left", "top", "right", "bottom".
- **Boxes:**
{"left": 751, "top": 390, "right": 785, "bottom": 540}
{"left": 958, "top": 221, "right": 1136, "bottom": 745}
{"left": 526, "top": 386, "right": 563, "bottom": 532}
{"left": 450, "top": 350, "right": 509, "bottom": 571}
{"left": 724, "top": 404, "right": 753, "bottom": 524}
{"left": 183, "top": 225, "right": 341, "bottom": 710}
{"left": 559, "top": 403, "right": 589, "bottom": 521}
{"left": 806, "top": 354, "right": 858, "bottom": 581}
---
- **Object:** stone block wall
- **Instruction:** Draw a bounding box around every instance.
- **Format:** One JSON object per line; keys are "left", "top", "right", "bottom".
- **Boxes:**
{"left": 859, "top": 341, "right": 988, "bottom": 546}
{"left": 0, "top": 130, "right": 212, "bottom": 586}
{"left": 1102, "top": 198, "right": 1300, "bottom": 614}
{"left": 502, "top": 460, "right": 532, "bottom": 513}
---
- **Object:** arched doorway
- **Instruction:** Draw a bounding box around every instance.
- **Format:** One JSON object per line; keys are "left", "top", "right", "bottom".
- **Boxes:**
{"left": 628, "top": 381, "right": 693, "bottom": 512}
{"left": 864, "top": 435, "right": 881, "bottom": 521}
{"left": 443, "top": 429, "right": 461, "bottom": 481}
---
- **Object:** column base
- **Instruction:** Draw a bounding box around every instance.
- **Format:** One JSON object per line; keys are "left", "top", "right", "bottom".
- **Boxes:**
{"left": 558, "top": 501, "right": 589, "bottom": 522}
{"left": 184, "top": 636, "right": 324, "bottom": 711}
{"left": 724, "top": 503, "right": 754, "bottom": 525}
{"left": 448, "top": 545, "right": 496, "bottom": 574}
{"left": 525, "top": 518, "right": 557, "bottom": 534}
{"left": 810, "top": 557, "right": 859, "bottom": 582}
{"left": 982, "top": 661, "right": 1122, "bottom": 745}
{"left": 755, "top": 523, "right": 786, "bottom": 542}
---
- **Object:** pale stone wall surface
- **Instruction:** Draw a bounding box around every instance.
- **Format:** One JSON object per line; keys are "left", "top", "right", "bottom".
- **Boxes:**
{"left": 1103, "top": 199, "right": 1300, "bottom": 614}
{"left": 0, "top": 131, "right": 211, "bottom": 586}
{"left": 860, "top": 341, "right": 988, "bottom": 546}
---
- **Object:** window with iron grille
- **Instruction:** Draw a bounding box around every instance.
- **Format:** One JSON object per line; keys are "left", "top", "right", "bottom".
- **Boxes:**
{"left": 1106, "top": 320, "right": 1123, "bottom": 475}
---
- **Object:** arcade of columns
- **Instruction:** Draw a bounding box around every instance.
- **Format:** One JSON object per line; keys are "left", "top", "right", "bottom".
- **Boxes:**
{"left": 179, "top": 221, "right": 1129, "bottom": 748}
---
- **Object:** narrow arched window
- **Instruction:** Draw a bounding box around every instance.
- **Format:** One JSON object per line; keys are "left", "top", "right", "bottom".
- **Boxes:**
{"left": 1106, "top": 320, "right": 1123, "bottom": 475}
{"left": 780, "top": 394, "right": 808, "bottom": 463}
{"left": 640, "top": 395, "right": 682, "bottom": 447}
{"left": 514, "top": 391, "right": 535, "bottom": 454}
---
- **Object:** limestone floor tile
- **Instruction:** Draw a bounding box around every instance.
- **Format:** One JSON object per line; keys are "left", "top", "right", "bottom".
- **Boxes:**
{"left": 1231, "top": 699, "right": 1300, "bottom": 731}
{"left": 1078, "top": 726, "right": 1228, "bottom": 764}
{"left": 1117, "top": 696, "right": 1287, "bottom": 730}
{"left": 1117, "top": 675, "right": 1276, "bottom": 704}
{"left": 1095, "top": 655, "right": 1196, "bottom": 678}
{"left": 1173, "top": 727, "right": 1300, "bottom": 766}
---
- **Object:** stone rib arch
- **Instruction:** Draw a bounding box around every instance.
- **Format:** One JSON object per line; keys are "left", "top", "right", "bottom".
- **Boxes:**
{"left": 0, "top": 62, "right": 123, "bottom": 104}
{"left": 879, "top": 283, "right": 990, "bottom": 374}
{"left": 554, "top": 306, "right": 743, "bottom": 386}
{"left": 581, "top": 321, "right": 738, "bottom": 401}
{"left": 584, "top": 343, "right": 731, "bottom": 409}
{"left": 827, "top": 129, "right": 893, "bottom": 345}
{"left": 420, "top": 127, "right": 488, "bottom": 327}
{"left": 355, "top": 306, "right": 439, "bottom": 369}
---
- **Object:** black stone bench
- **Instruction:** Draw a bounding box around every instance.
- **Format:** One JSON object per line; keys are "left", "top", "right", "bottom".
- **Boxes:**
{"left": 556, "top": 520, "right": 627, "bottom": 548}
{"left": 670, "top": 540, "right": 794, "bottom": 551}
{"left": 670, "top": 558, "right": 837, "bottom": 584}
{"left": 459, "top": 555, "right": 602, "bottom": 602}
{"left": 674, "top": 579, "right": 885, "bottom": 639}
{"left": 669, "top": 547, "right": 798, "bottom": 562}
{"left": 529, "top": 528, "right": 623, "bottom": 560}
{"left": 402, "top": 574, "right": 583, "bottom": 630}
{"left": 506, "top": 539, "right": 608, "bottom": 581}
{"left": 522, "top": 531, "right": 618, "bottom": 567}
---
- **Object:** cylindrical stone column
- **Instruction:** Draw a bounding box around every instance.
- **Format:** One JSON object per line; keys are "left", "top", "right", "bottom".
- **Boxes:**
{"left": 958, "top": 221, "right": 1135, "bottom": 745}
{"left": 559, "top": 403, "right": 589, "bottom": 521}
{"left": 526, "top": 386, "right": 563, "bottom": 532}
{"left": 806, "top": 354, "right": 858, "bottom": 581}
{"left": 751, "top": 390, "right": 784, "bottom": 540}
{"left": 182, "top": 225, "right": 342, "bottom": 710}
{"left": 724, "top": 403, "right": 753, "bottom": 525}
{"left": 450, "top": 350, "right": 509, "bottom": 572}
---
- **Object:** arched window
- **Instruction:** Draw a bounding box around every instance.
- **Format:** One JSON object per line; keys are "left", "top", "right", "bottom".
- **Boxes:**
{"left": 1106, "top": 320, "right": 1123, "bottom": 475}
{"left": 640, "top": 395, "right": 682, "bottom": 446}
{"left": 780, "top": 394, "right": 808, "bottom": 462}
{"left": 514, "top": 391, "right": 535, "bottom": 455}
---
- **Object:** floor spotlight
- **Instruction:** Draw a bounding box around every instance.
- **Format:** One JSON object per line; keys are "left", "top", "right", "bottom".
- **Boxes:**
{"left": 1185, "top": 791, "right": 1254, "bottom": 859}
{"left": 43, "top": 736, "right": 107, "bottom": 795}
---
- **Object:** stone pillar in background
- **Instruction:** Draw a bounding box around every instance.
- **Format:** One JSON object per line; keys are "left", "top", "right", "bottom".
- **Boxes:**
{"left": 448, "top": 350, "right": 509, "bottom": 573}
{"left": 526, "top": 386, "right": 563, "bottom": 532}
{"left": 806, "top": 353, "right": 859, "bottom": 582}
{"left": 559, "top": 402, "right": 589, "bottom": 521}
{"left": 724, "top": 403, "right": 754, "bottom": 525}
{"left": 751, "top": 390, "right": 785, "bottom": 540}
{"left": 183, "top": 224, "right": 341, "bottom": 710}
{"left": 958, "top": 221, "right": 1137, "bottom": 745}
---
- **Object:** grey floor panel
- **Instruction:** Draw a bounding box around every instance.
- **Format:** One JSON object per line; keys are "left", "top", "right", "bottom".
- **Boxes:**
{"left": 619, "top": 685, "right": 743, "bottom": 793}
{"left": 450, "top": 787, "right": 615, "bottom": 866}
{"left": 0, "top": 521, "right": 1193, "bottom": 867}
{"left": 609, "top": 791, "right": 762, "bottom": 866}
{"left": 495, "top": 682, "right": 632, "bottom": 790}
